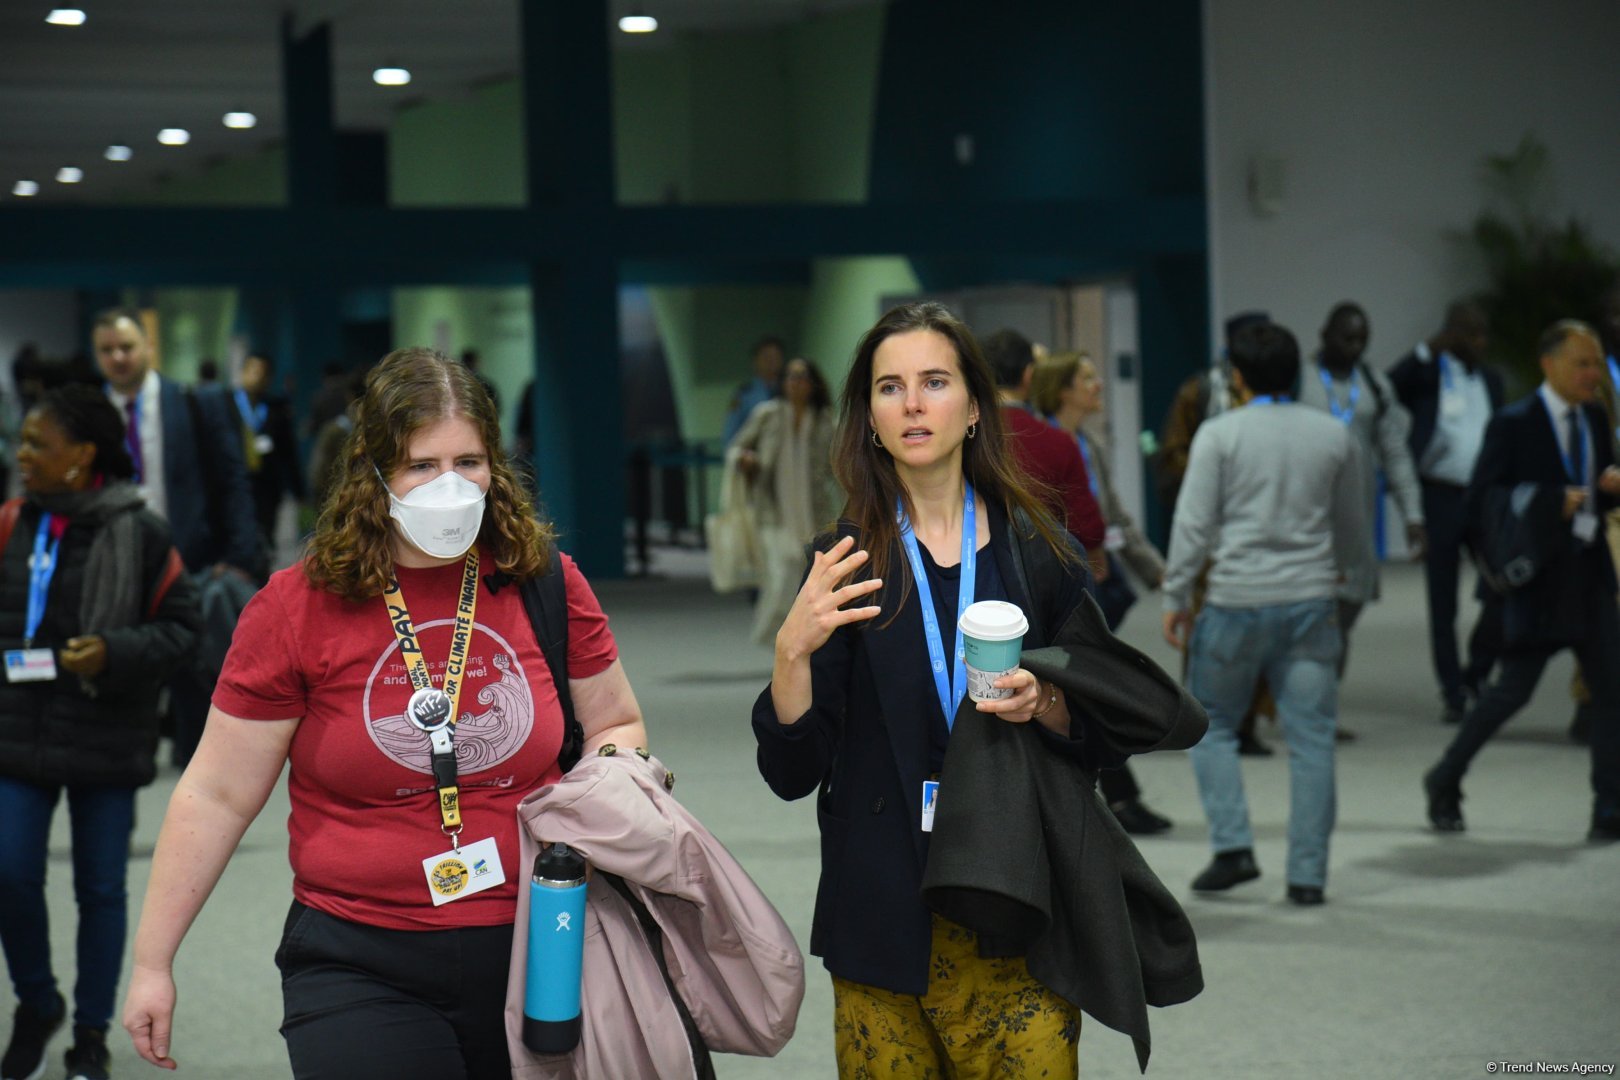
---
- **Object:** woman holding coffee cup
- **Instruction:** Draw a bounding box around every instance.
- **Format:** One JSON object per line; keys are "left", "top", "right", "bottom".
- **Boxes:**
{"left": 752, "top": 302, "right": 1103, "bottom": 1077}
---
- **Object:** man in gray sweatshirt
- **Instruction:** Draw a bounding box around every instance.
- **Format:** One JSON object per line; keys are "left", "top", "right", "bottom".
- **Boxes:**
{"left": 1163, "top": 322, "right": 1369, "bottom": 905}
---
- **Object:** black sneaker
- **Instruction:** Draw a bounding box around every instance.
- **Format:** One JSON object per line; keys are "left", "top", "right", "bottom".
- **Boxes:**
{"left": 1110, "top": 798, "right": 1173, "bottom": 835}
{"left": 1191, "top": 848, "right": 1261, "bottom": 892}
{"left": 63, "top": 1024, "right": 110, "bottom": 1080}
{"left": 1, "top": 991, "right": 66, "bottom": 1080}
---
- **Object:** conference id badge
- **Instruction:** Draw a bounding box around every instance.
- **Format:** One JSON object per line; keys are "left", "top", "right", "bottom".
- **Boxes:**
{"left": 4, "top": 649, "right": 57, "bottom": 683}
{"left": 920, "top": 780, "right": 940, "bottom": 833}
{"left": 422, "top": 835, "right": 506, "bottom": 907}
{"left": 254, "top": 434, "right": 274, "bottom": 455}
{"left": 1105, "top": 525, "right": 1127, "bottom": 552}
{"left": 1573, "top": 510, "right": 1600, "bottom": 544}
{"left": 1441, "top": 392, "right": 1465, "bottom": 418}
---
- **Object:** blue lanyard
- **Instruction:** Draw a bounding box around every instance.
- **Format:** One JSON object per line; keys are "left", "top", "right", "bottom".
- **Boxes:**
{"left": 235, "top": 389, "right": 268, "bottom": 434}
{"left": 1439, "top": 353, "right": 1454, "bottom": 392}
{"left": 1248, "top": 394, "right": 1290, "bottom": 406}
{"left": 1609, "top": 355, "right": 1620, "bottom": 394}
{"left": 897, "top": 485, "right": 976, "bottom": 731}
{"left": 1073, "top": 432, "right": 1102, "bottom": 501}
{"left": 25, "top": 516, "right": 62, "bottom": 648}
{"left": 1543, "top": 396, "right": 1589, "bottom": 485}
{"left": 1318, "top": 367, "right": 1359, "bottom": 425}
{"left": 1043, "top": 414, "right": 1102, "bottom": 501}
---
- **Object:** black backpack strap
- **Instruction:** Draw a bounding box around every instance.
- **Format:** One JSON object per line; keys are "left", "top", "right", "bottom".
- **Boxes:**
{"left": 518, "top": 548, "right": 585, "bottom": 772}
{"left": 1358, "top": 361, "right": 1389, "bottom": 418}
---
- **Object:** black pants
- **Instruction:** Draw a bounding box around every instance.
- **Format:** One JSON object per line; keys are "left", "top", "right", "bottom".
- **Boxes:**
{"left": 1431, "top": 599, "right": 1620, "bottom": 826}
{"left": 1420, "top": 481, "right": 1503, "bottom": 709}
{"left": 277, "top": 901, "right": 513, "bottom": 1080}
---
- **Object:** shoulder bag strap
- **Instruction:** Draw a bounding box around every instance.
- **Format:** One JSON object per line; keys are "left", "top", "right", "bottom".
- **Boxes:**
{"left": 519, "top": 548, "right": 584, "bottom": 772}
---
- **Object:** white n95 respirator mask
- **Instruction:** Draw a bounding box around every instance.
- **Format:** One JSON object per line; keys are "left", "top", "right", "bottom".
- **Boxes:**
{"left": 385, "top": 469, "right": 487, "bottom": 559}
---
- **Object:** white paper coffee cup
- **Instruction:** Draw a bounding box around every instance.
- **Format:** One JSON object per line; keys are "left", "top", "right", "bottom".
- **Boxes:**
{"left": 959, "top": 600, "right": 1029, "bottom": 702}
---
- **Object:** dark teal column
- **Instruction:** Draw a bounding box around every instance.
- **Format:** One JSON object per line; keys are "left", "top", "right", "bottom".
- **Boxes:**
{"left": 280, "top": 16, "right": 342, "bottom": 418}
{"left": 522, "top": 0, "right": 623, "bottom": 576}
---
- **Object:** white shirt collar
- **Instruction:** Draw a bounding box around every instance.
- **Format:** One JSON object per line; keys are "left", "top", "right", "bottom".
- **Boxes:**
{"left": 1538, "top": 381, "right": 1576, "bottom": 419}
{"left": 108, "top": 367, "right": 161, "bottom": 407}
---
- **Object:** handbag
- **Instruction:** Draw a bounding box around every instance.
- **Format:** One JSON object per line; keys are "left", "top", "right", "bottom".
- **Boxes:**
{"left": 705, "top": 450, "right": 761, "bottom": 593}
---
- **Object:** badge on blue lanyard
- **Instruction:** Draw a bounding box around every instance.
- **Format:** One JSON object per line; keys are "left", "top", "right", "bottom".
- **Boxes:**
{"left": 897, "top": 484, "right": 976, "bottom": 731}
{"left": 6, "top": 516, "right": 62, "bottom": 683}
{"left": 1319, "top": 367, "right": 1359, "bottom": 425}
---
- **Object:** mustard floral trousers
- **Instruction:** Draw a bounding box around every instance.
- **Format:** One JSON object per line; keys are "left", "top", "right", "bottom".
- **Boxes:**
{"left": 831, "top": 916, "right": 1080, "bottom": 1079}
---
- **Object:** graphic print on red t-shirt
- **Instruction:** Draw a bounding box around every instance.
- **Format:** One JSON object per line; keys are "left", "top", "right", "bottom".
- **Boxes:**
{"left": 362, "top": 617, "right": 536, "bottom": 778}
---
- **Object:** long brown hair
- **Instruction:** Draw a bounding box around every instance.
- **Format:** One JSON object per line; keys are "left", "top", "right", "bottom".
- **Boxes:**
{"left": 830, "top": 303, "right": 1076, "bottom": 618}
{"left": 304, "top": 348, "right": 553, "bottom": 600}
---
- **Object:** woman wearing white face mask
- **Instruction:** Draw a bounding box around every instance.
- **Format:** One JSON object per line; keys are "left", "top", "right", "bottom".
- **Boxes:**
{"left": 121, "top": 348, "right": 647, "bottom": 1079}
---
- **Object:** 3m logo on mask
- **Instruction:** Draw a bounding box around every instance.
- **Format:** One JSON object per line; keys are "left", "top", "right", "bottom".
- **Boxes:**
{"left": 387, "top": 472, "right": 487, "bottom": 559}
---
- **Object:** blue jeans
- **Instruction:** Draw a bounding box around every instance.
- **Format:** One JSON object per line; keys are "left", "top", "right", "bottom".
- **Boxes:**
{"left": 1186, "top": 600, "right": 1341, "bottom": 888}
{"left": 0, "top": 777, "right": 137, "bottom": 1029}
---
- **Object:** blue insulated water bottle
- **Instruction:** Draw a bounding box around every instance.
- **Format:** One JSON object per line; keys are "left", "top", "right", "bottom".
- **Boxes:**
{"left": 524, "top": 843, "right": 588, "bottom": 1054}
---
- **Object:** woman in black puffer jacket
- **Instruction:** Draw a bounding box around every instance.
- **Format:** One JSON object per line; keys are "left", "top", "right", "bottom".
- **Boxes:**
{"left": 0, "top": 385, "right": 200, "bottom": 1080}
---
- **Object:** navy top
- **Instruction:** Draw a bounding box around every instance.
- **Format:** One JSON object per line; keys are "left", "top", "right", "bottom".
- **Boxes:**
{"left": 915, "top": 537, "right": 1009, "bottom": 773}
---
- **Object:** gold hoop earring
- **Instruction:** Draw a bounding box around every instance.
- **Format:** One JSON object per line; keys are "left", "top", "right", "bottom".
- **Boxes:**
{"left": 65, "top": 466, "right": 80, "bottom": 481}
{"left": 870, "top": 430, "right": 882, "bottom": 448}
{"left": 966, "top": 422, "right": 977, "bottom": 440}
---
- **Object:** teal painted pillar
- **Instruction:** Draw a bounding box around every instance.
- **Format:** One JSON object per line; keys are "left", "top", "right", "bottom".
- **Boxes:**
{"left": 522, "top": 0, "right": 623, "bottom": 576}
{"left": 280, "top": 17, "right": 342, "bottom": 419}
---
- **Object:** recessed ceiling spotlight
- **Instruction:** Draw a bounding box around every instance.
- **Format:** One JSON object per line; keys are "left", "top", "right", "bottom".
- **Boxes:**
{"left": 372, "top": 67, "right": 411, "bottom": 87}
{"left": 56, "top": 167, "right": 84, "bottom": 184}
{"left": 12, "top": 181, "right": 40, "bottom": 197}
{"left": 45, "top": 9, "right": 86, "bottom": 26}
{"left": 223, "top": 111, "right": 257, "bottom": 129}
{"left": 618, "top": 14, "right": 658, "bottom": 33}
{"left": 157, "top": 128, "right": 191, "bottom": 146}
{"left": 105, "top": 145, "right": 133, "bottom": 162}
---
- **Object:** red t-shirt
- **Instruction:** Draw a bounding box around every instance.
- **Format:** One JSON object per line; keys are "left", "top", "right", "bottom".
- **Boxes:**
{"left": 213, "top": 549, "right": 617, "bottom": 930}
{"left": 1001, "top": 406, "right": 1106, "bottom": 550}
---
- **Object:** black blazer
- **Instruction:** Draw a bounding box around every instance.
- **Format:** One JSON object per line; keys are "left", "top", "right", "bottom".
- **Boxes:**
{"left": 751, "top": 501, "right": 1104, "bottom": 996}
{"left": 1465, "top": 394, "right": 1617, "bottom": 650}
{"left": 1388, "top": 345, "right": 1506, "bottom": 472}
{"left": 158, "top": 376, "right": 262, "bottom": 573}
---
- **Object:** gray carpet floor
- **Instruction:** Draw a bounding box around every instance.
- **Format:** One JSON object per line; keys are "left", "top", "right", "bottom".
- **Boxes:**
{"left": 7, "top": 557, "right": 1617, "bottom": 1079}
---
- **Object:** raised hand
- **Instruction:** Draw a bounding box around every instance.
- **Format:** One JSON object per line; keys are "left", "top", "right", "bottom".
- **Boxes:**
{"left": 774, "top": 535, "right": 884, "bottom": 663}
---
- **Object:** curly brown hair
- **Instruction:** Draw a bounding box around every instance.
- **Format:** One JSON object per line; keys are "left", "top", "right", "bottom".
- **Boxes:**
{"left": 303, "top": 348, "right": 553, "bottom": 600}
{"left": 831, "top": 303, "right": 1077, "bottom": 621}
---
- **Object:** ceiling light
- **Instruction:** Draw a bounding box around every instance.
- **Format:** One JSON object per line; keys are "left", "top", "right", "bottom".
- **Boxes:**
{"left": 45, "top": 9, "right": 86, "bottom": 26}
{"left": 56, "top": 167, "right": 84, "bottom": 184}
{"left": 157, "top": 128, "right": 191, "bottom": 146}
{"left": 105, "top": 145, "right": 133, "bottom": 162}
{"left": 372, "top": 67, "right": 411, "bottom": 87}
{"left": 12, "top": 181, "right": 40, "bottom": 197}
{"left": 223, "top": 111, "right": 257, "bottom": 129}
{"left": 618, "top": 14, "right": 658, "bottom": 33}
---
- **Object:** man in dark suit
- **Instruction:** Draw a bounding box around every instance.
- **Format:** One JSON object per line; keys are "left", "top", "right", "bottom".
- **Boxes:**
{"left": 1390, "top": 301, "right": 1506, "bottom": 724}
{"left": 1423, "top": 321, "right": 1620, "bottom": 841}
{"left": 93, "top": 308, "right": 261, "bottom": 767}
{"left": 235, "top": 350, "right": 305, "bottom": 549}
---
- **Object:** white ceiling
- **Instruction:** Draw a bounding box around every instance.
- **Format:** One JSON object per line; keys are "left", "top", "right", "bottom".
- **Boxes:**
{"left": 0, "top": 0, "right": 878, "bottom": 204}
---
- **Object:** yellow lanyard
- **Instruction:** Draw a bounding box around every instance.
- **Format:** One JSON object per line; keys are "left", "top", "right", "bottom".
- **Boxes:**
{"left": 382, "top": 550, "right": 480, "bottom": 841}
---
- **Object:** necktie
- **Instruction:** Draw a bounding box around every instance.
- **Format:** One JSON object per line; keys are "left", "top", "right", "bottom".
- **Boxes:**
{"left": 1565, "top": 407, "right": 1584, "bottom": 485}
{"left": 124, "top": 398, "right": 144, "bottom": 483}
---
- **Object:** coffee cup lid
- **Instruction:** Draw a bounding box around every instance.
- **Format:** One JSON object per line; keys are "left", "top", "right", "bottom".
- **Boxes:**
{"left": 959, "top": 600, "right": 1028, "bottom": 642}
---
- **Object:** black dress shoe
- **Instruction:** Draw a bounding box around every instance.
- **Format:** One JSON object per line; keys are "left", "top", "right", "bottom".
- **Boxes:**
{"left": 1237, "top": 731, "right": 1274, "bottom": 757}
{"left": 1588, "top": 819, "right": 1620, "bottom": 843}
{"left": 1334, "top": 727, "right": 1358, "bottom": 743}
{"left": 1110, "top": 799, "right": 1172, "bottom": 835}
{"left": 1286, "top": 884, "right": 1325, "bottom": 906}
{"left": 1191, "top": 849, "right": 1260, "bottom": 892}
{"left": 1423, "top": 768, "right": 1465, "bottom": 832}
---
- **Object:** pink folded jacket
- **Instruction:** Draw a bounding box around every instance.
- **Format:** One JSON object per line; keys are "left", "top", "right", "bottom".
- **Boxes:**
{"left": 506, "top": 749, "right": 805, "bottom": 1078}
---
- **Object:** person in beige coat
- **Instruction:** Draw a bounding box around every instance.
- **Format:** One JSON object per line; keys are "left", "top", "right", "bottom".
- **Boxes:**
{"left": 728, "top": 357, "right": 841, "bottom": 643}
